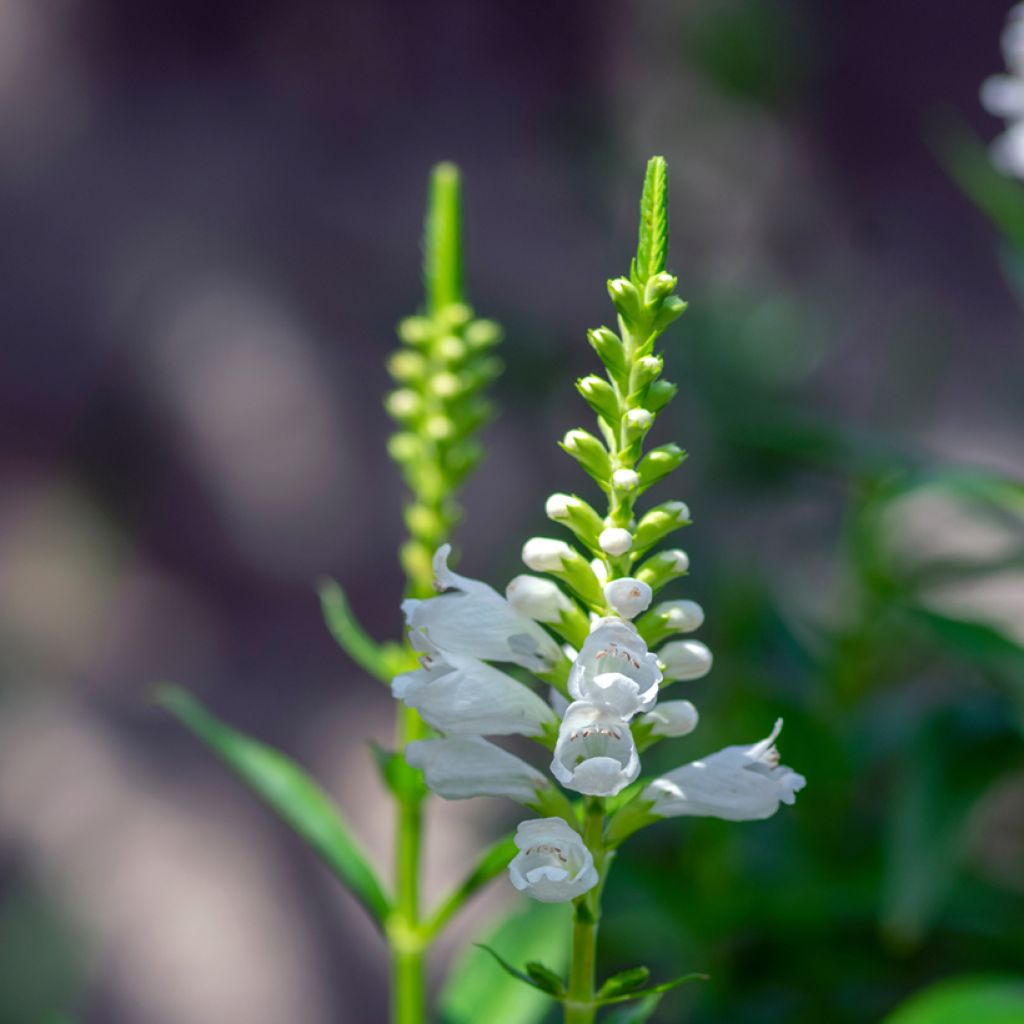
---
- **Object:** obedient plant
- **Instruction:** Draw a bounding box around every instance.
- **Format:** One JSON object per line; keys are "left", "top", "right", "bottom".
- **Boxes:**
{"left": 157, "top": 156, "right": 805, "bottom": 1024}
{"left": 982, "top": 2, "right": 1024, "bottom": 178}
{"left": 392, "top": 157, "right": 805, "bottom": 1022}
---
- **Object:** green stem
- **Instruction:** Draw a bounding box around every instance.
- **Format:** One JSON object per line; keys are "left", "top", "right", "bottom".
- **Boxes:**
{"left": 391, "top": 703, "right": 427, "bottom": 1024}
{"left": 565, "top": 802, "right": 607, "bottom": 1024}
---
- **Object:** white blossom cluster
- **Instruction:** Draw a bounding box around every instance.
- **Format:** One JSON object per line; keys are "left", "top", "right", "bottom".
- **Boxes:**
{"left": 394, "top": 545, "right": 805, "bottom": 903}
{"left": 982, "top": 3, "right": 1024, "bottom": 178}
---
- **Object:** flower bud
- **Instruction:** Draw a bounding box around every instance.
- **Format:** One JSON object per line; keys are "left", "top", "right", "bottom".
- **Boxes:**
{"left": 438, "top": 302, "right": 472, "bottom": 329}
{"left": 653, "top": 296, "right": 688, "bottom": 332}
{"left": 387, "top": 432, "right": 422, "bottom": 463}
{"left": 625, "top": 408, "right": 653, "bottom": 434}
{"left": 644, "top": 379, "right": 677, "bottom": 413}
{"left": 430, "top": 371, "right": 461, "bottom": 398}
{"left": 544, "top": 493, "right": 604, "bottom": 548}
{"left": 612, "top": 468, "right": 640, "bottom": 491}
{"left": 561, "top": 429, "right": 612, "bottom": 484}
{"left": 607, "top": 277, "right": 643, "bottom": 321}
{"left": 603, "top": 577, "right": 653, "bottom": 619}
{"left": 644, "top": 272, "right": 677, "bottom": 306}
{"left": 633, "top": 501, "right": 690, "bottom": 551}
{"left": 386, "top": 389, "right": 422, "bottom": 421}
{"left": 658, "top": 639, "right": 713, "bottom": 681}
{"left": 576, "top": 375, "right": 619, "bottom": 425}
{"left": 599, "top": 527, "right": 633, "bottom": 556}
{"left": 522, "top": 537, "right": 573, "bottom": 572}
{"left": 506, "top": 575, "right": 574, "bottom": 623}
{"left": 465, "top": 318, "right": 503, "bottom": 349}
{"left": 587, "top": 327, "right": 627, "bottom": 380}
{"left": 645, "top": 699, "right": 699, "bottom": 737}
{"left": 388, "top": 350, "right": 427, "bottom": 382}
{"left": 637, "top": 599, "right": 705, "bottom": 647}
{"left": 425, "top": 415, "right": 455, "bottom": 441}
{"left": 634, "top": 355, "right": 663, "bottom": 389}
{"left": 397, "top": 316, "right": 433, "bottom": 345}
{"left": 435, "top": 334, "right": 466, "bottom": 361}
{"left": 635, "top": 548, "right": 690, "bottom": 591}
{"left": 637, "top": 444, "right": 686, "bottom": 489}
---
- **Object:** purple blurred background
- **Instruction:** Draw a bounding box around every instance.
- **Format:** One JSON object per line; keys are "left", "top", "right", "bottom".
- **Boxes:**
{"left": 1, "top": 1, "right": 1022, "bottom": 1021}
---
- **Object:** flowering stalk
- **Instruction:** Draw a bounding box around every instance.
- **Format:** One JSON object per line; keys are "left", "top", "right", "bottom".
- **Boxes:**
{"left": 392, "top": 157, "right": 804, "bottom": 1022}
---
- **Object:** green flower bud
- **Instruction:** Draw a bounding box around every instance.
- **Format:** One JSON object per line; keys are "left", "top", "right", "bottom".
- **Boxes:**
{"left": 653, "top": 296, "right": 688, "bottom": 333}
{"left": 425, "top": 414, "right": 455, "bottom": 441}
{"left": 387, "top": 432, "right": 422, "bottom": 463}
{"left": 397, "top": 316, "right": 433, "bottom": 346}
{"left": 387, "top": 350, "right": 428, "bottom": 382}
{"left": 464, "top": 318, "right": 503, "bottom": 349}
{"left": 405, "top": 502, "right": 446, "bottom": 539}
{"left": 624, "top": 408, "right": 654, "bottom": 435}
{"left": 635, "top": 548, "right": 689, "bottom": 591}
{"left": 430, "top": 371, "right": 462, "bottom": 398}
{"left": 643, "top": 272, "right": 677, "bottom": 307}
{"left": 637, "top": 444, "right": 686, "bottom": 490}
{"left": 576, "top": 375, "right": 619, "bottom": 426}
{"left": 644, "top": 379, "right": 677, "bottom": 413}
{"left": 434, "top": 334, "right": 466, "bottom": 362}
{"left": 633, "top": 500, "right": 690, "bottom": 551}
{"left": 607, "top": 276, "right": 643, "bottom": 321}
{"left": 587, "top": 327, "right": 628, "bottom": 381}
{"left": 386, "top": 388, "right": 422, "bottom": 421}
{"left": 560, "top": 429, "right": 612, "bottom": 485}
{"left": 545, "top": 492, "right": 605, "bottom": 548}
{"left": 438, "top": 302, "right": 473, "bottom": 329}
{"left": 633, "top": 355, "right": 663, "bottom": 389}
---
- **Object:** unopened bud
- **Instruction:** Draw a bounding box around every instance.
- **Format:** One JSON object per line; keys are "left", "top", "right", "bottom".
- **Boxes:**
{"left": 634, "top": 355, "right": 663, "bottom": 388}
{"left": 603, "top": 577, "right": 653, "bottom": 619}
{"left": 658, "top": 640, "right": 713, "bottom": 682}
{"left": 561, "top": 429, "right": 612, "bottom": 483}
{"left": 430, "top": 372, "right": 461, "bottom": 398}
{"left": 625, "top": 408, "right": 653, "bottom": 432}
{"left": 465, "top": 319, "right": 502, "bottom": 349}
{"left": 645, "top": 699, "right": 699, "bottom": 737}
{"left": 397, "top": 316, "right": 433, "bottom": 345}
{"left": 612, "top": 468, "right": 640, "bottom": 491}
{"left": 637, "top": 444, "right": 686, "bottom": 489}
{"left": 435, "top": 335, "right": 466, "bottom": 361}
{"left": 587, "top": 327, "right": 627, "bottom": 380}
{"left": 425, "top": 415, "right": 455, "bottom": 441}
{"left": 388, "top": 350, "right": 427, "bottom": 382}
{"left": 643, "top": 272, "right": 677, "bottom": 306}
{"left": 633, "top": 501, "right": 690, "bottom": 551}
{"left": 522, "top": 537, "right": 573, "bottom": 572}
{"left": 635, "top": 548, "right": 690, "bottom": 591}
{"left": 506, "top": 575, "right": 574, "bottom": 623}
{"left": 576, "top": 375, "right": 619, "bottom": 425}
{"left": 386, "top": 389, "right": 421, "bottom": 420}
{"left": 599, "top": 527, "right": 633, "bottom": 556}
{"left": 659, "top": 599, "right": 705, "bottom": 632}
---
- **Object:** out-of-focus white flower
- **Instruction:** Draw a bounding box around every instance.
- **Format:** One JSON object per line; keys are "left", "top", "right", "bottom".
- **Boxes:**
{"left": 551, "top": 701, "right": 639, "bottom": 797}
{"left": 505, "top": 575, "right": 573, "bottom": 624}
{"left": 568, "top": 617, "right": 661, "bottom": 717}
{"left": 507, "top": 817, "right": 598, "bottom": 903}
{"left": 392, "top": 652, "right": 557, "bottom": 737}
{"left": 981, "top": 4, "right": 1024, "bottom": 178}
{"left": 643, "top": 719, "right": 805, "bottom": 821}
{"left": 658, "top": 639, "right": 713, "bottom": 681}
{"left": 603, "top": 577, "right": 653, "bottom": 619}
{"left": 405, "top": 736, "right": 548, "bottom": 804}
{"left": 522, "top": 537, "right": 573, "bottom": 572}
{"left": 643, "top": 699, "right": 699, "bottom": 738}
{"left": 654, "top": 599, "right": 705, "bottom": 633}
{"left": 598, "top": 527, "right": 633, "bottom": 556}
{"left": 402, "top": 545, "right": 561, "bottom": 671}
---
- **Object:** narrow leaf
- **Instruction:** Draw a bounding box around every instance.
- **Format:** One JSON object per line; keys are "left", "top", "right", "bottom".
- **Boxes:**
{"left": 475, "top": 945, "right": 557, "bottom": 997}
{"left": 634, "top": 156, "right": 669, "bottom": 285}
{"left": 318, "top": 578, "right": 403, "bottom": 683}
{"left": 158, "top": 686, "right": 391, "bottom": 925}
{"left": 424, "top": 161, "right": 464, "bottom": 314}
{"left": 525, "top": 961, "right": 566, "bottom": 996}
{"left": 598, "top": 966, "right": 651, "bottom": 999}
{"left": 596, "top": 973, "right": 708, "bottom": 1007}
{"left": 605, "top": 995, "right": 664, "bottom": 1024}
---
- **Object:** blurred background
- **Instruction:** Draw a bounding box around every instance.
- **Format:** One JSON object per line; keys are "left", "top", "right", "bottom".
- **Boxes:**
{"left": 2, "top": 1, "right": 1023, "bottom": 1022}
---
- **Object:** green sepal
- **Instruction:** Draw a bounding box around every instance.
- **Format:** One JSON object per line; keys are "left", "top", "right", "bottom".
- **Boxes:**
{"left": 604, "top": 793, "right": 659, "bottom": 848}
{"left": 546, "top": 493, "right": 606, "bottom": 550}
{"left": 652, "top": 296, "right": 687, "bottom": 333}
{"left": 632, "top": 501, "right": 690, "bottom": 553}
{"left": 587, "top": 326, "right": 629, "bottom": 384}
{"left": 318, "top": 579, "right": 413, "bottom": 683}
{"left": 576, "top": 375, "right": 620, "bottom": 428}
{"left": 608, "top": 277, "right": 644, "bottom": 323}
{"left": 598, "top": 967, "right": 651, "bottom": 999}
{"left": 642, "top": 379, "right": 677, "bottom": 414}
{"left": 475, "top": 945, "right": 564, "bottom": 1001}
{"left": 546, "top": 548, "right": 607, "bottom": 610}
{"left": 560, "top": 429, "right": 612, "bottom": 487}
{"left": 525, "top": 962, "right": 567, "bottom": 996}
{"left": 369, "top": 741, "right": 428, "bottom": 801}
{"left": 157, "top": 686, "right": 392, "bottom": 927}
{"left": 634, "top": 549, "right": 689, "bottom": 591}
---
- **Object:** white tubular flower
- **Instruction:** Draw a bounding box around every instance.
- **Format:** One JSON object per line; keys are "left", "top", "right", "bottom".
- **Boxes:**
{"left": 393, "top": 652, "right": 557, "bottom": 737}
{"left": 402, "top": 545, "right": 562, "bottom": 672}
{"left": 551, "top": 701, "right": 640, "bottom": 797}
{"left": 659, "top": 639, "right": 713, "bottom": 681}
{"left": 603, "top": 577, "right": 653, "bottom": 619}
{"left": 508, "top": 817, "right": 599, "bottom": 903}
{"left": 643, "top": 719, "right": 806, "bottom": 821}
{"left": 983, "top": 6, "right": 1024, "bottom": 179}
{"left": 522, "top": 537, "right": 573, "bottom": 572}
{"left": 406, "top": 736, "right": 548, "bottom": 804}
{"left": 568, "top": 617, "right": 661, "bottom": 717}
{"left": 505, "top": 575, "right": 573, "bottom": 624}
{"left": 644, "top": 699, "right": 699, "bottom": 738}
{"left": 599, "top": 527, "right": 633, "bottom": 556}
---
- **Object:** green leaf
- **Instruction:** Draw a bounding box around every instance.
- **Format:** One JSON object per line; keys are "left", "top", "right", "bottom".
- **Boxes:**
{"left": 882, "top": 975, "right": 1024, "bottom": 1024}
{"left": 634, "top": 156, "right": 669, "bottom": 286}
{"left": 595, "top": 973, "right": 707, "bottom": 1007}
{"left": 604, "top": 995, "right": 664, "bottom": 1024}
{"left": 424, "top": 161, "right": 464, "bottom": 314}
{"left": 598, "top": 966, "right": 651, "bottom": 999}
{"left": 424, "top": 833, "right": 519, "bottom": 939}
{"left": 318, "top": 578, "right": 408, "bottom": 683}
{"left": 473, "top": 946, "right": 559, "bottom": 998}
{"left": 440, "top": 901, "right": 572, "bottom": 1024}
{"left": 525, "top": 961, "right": 566, "bottom": 996}
{"left": 369, "top": 742, "right": 428, "bottom": 801}
{"left": 158, "top": 686, "right": 392, "bottom": 926}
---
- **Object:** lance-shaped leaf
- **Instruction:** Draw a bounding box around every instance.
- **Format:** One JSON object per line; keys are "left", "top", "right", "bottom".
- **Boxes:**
{"left": 595, "top": 972, "right": 708, "bottom": 1007}
{"left": 158, "top": 686, "right": 391, "bottom": 926}
{"left": 633, "top": 155, "right": 669, "bottom": 286}
{"left": 318, "top": 578, "right": 410, "bottom": 683}
{"left": 475, "top": 946, "right": 564, "bottom": 998}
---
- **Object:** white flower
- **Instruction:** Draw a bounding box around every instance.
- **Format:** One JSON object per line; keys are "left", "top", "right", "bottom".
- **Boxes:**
{"left": 406, "top": 736, "right": 548, "bottom": 803}
{"left": 982, "top": 5, "right": 1024, "bottom": 179}
{"left": 658, "top": 639, "right": 713, "bottom": 681}
{"left": 393, "top": 652, "right": 557, "bottom": 736}
{"left": 402, "top": 545, "right": 562, "bottom": 672}
{"left": 643, "top": 719, "right": 806, "bottom": 821}
{"left": 551, "top": 701, "right": 640, "bottom": 797}
{"left": 603, "top": 577, "right": 653, "bottom": 619}
{"left": 544, "top": 494, "right": 572, "bottom": 520}
{"left": 599, "top": 527, "right": 633, "bottom": 556}
{"left": 505, "top": 575, "right": 573, "bottom": 623}
{"left": 522, "top": 537, "right": 573, "bottom": 572}
{"left": 568, "top": 617, "right": 661, "bottom": 716}
{"left": 643, "top": 699, "right": 699, "bottom": 738}
{"left": 654, "top": 599, "right": 704, "bottom": 632}
{"left": 508, "top": 817, "right": 599, "bottom": 903}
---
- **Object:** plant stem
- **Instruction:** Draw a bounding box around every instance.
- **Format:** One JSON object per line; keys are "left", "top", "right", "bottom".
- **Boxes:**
{"left": 391, "top": 702, "right": 428, "bottom": 1024}
{"left": 565, "top": 801, "right": 607, "bottom": 1024}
